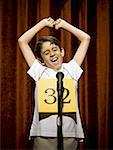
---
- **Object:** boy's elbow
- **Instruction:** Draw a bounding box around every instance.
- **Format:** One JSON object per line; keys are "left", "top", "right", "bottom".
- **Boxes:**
{"left": 80, "top": 34, "right": 91, "bottom": 42}
{"left": 18, "top": 38, "right": 27, "bottom": 47}
{"left": 18, "top": 37, "right": 23, "bottom": 44}
{"left": 83, "top": 35, "right": 91, "bottom": 44}
{"left": 86, "top": 35, "right": 91, "bottom": 41}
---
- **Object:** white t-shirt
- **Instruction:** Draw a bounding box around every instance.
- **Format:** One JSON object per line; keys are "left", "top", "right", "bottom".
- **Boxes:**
{"left": 27, "top": 59, "right": 84, "bottom": 139}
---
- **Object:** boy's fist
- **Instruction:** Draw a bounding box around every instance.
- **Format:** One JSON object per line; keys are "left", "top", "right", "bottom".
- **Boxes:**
{"left": 54, "top": 18, "right": 66, "bottom": 30}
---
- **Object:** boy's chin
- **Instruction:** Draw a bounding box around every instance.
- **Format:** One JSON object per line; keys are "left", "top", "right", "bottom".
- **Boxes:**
{"left": 51, "top": 65, "right": 62, "bottom": 70}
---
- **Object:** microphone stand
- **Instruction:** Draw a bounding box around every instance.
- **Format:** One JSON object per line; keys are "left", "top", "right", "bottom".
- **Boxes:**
{"left": 56, "top": 72, "right": 64, "bottom": 150}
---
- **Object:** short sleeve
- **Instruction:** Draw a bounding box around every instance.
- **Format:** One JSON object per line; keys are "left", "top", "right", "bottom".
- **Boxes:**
{"left": 64, "top": 59, "right": 83, "bottom": 81}
{"left": 27, "top": 59, "right": 46, "bottom": 81}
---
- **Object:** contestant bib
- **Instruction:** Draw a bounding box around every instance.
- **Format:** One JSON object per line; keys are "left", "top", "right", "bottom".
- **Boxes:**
{"left": 37, "top": 79, "right": 76, "bottom": 113}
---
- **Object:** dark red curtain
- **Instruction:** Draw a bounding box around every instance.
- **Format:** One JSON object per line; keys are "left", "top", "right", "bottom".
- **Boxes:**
{"left": 0, "top": 0, "right": 113, "bottom": 149}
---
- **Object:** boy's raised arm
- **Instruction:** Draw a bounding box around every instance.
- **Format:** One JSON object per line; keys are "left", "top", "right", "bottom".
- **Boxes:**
{"left": 18, "top": 17, "right": 54, "bottom": 67}
{"left": 54, "top": 18, "right": 91, "bottom": 66}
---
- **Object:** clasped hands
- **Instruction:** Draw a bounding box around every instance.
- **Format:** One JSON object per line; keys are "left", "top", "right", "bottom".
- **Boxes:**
{"left": 42, "top": 17, "right": 65, "bottom": 30}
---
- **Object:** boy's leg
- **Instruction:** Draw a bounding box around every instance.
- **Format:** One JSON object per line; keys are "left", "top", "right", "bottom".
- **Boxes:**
{"left": 33, "top": 137, "right": 78, "bottom": 150}
{"left": 33, "top": 137, "right": 57, "bottom": 150}
{"left": 63, "top": 137, "right": 78, "bottom": 150}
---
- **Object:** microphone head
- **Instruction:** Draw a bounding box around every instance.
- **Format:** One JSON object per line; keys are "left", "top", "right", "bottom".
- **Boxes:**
{"left": 56, "top": 72, "right": 64, "bottom": 79}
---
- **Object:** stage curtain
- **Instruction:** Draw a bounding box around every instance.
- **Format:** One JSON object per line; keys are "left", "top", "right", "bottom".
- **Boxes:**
{"left": 0, "top": 0, "right": 113, "bottom": 149}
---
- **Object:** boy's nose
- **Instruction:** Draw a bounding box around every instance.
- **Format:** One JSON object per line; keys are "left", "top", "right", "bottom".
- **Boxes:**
{"left": 50, "top": 51, "right": 55, "bottom": 56}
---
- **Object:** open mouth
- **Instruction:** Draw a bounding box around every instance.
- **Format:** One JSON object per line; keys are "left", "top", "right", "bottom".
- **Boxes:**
{"left": 51, "top": 57, "right": 58, "bottom": 62}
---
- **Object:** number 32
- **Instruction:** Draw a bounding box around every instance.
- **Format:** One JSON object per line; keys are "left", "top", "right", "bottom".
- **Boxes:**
{"left": 44, "top": 88, "right": 71, "bottom": 104}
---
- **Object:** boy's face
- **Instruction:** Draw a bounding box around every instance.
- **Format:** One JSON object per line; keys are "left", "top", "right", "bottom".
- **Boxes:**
{"left": 41, "top": 41, "right": 64, "bottom": 69}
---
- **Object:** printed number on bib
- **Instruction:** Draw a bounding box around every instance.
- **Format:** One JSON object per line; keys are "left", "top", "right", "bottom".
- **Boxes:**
{"left": 37, "top": 79, "right": 76, "bottom": 113}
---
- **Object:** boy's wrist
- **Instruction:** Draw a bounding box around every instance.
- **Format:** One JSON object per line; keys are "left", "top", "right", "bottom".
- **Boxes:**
{"left": 61, "top": 21, "right": 73, "bottom": 30}
{"left": 38, "top": 19, "right": 47, "bottom": 28}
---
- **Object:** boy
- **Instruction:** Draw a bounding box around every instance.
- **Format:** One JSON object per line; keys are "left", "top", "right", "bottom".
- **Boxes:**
{"left": 18, "top": 17, "right": 90, "bottom": 150}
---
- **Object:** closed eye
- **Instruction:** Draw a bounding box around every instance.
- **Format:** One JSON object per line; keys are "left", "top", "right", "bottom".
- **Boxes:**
{"left": 45, "top": 52, "right": 49, "bottom": 55}
{"left": 52, "top": 48, "right": 58, "bottom": 52}
{"left": 43, "top": 50, "right": 50, "bottom": 55}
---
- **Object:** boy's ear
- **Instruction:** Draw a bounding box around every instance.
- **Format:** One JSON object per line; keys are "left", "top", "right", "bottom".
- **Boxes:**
{"left": 61, "top": 48, "right": 65, "bottom": 57}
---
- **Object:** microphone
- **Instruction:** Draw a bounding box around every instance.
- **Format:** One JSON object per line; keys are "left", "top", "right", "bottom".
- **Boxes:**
{"left": 56, "top": 72, "right": 64, "bottom": 79}
{"left": 56, "top": 72, "right": 64, "bottom": 92}
{"left": 56, "top": 72, "right": 64, "bottom": 96}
